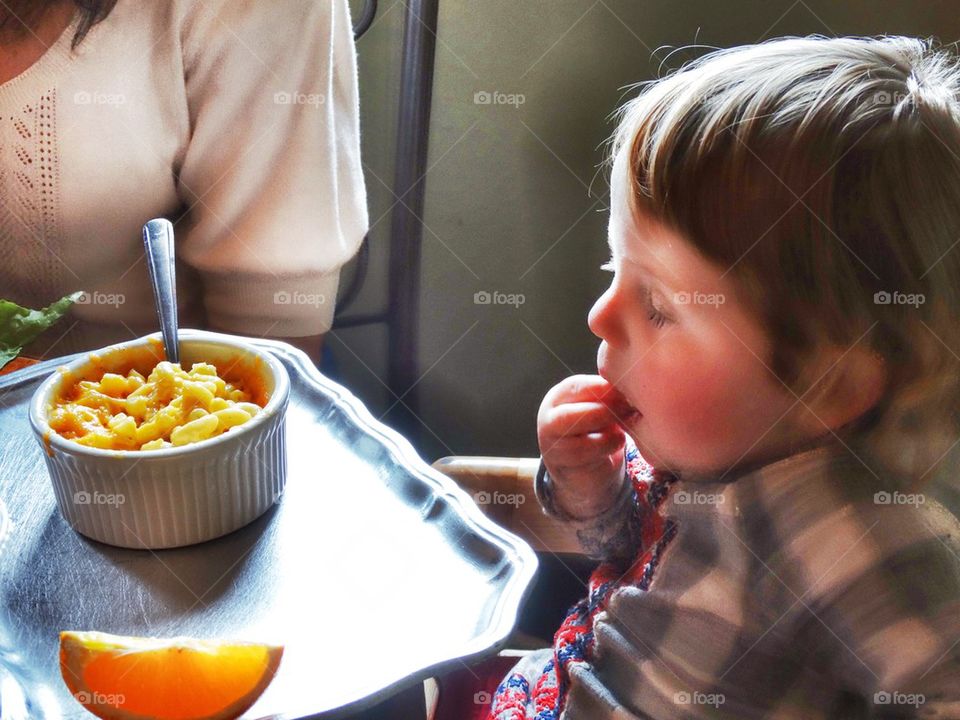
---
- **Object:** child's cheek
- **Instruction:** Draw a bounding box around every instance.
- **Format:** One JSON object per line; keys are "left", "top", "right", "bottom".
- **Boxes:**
{"left": 653, "top": 357, "right": 733, "bottom": 437}
{"left": 637, "top": 348, "right": 761, "bottom": 467}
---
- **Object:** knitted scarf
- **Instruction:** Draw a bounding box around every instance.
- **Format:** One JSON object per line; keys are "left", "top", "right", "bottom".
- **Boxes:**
{"left": 488, "top": 445, "right": 677, "bottom": 719}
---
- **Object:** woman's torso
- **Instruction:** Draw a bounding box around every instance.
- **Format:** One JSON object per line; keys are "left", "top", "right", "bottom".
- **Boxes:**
{"left": 0, "top": 0, "right": 205, "bottom": 358}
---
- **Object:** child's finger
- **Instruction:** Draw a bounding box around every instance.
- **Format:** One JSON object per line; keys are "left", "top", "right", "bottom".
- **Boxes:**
{"left": 543, "top": 428, "right": 621, "bottom": 454}
{"left": 542, "top": 429, "right": 625, "bottom": 466}
{"left": 552, "top": 455, "right": 624, "bottom": 484}
{"left": 546, "top": 375, "right": 614, "bottom": 405}
{"left": 583, "top": 380, "right": 632, "bottom": 409}
{"left": 546, "top": 376, "right": 634, "bottom": 420}
{"left": 543, "top": 401, "right": 629, "bottom": 436}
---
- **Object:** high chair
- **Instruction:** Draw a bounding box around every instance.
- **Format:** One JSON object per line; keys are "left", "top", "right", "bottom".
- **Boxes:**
{"left": 425, "top": 455, "right": 595, "bottom": 720}
{"left": 432, "top": 456, "right": 582, "bottom": 554}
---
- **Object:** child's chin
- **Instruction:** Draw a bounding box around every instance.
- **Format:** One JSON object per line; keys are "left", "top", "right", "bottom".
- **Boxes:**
{"left": 627, "top": 432, "right": 665, "bottom": 469}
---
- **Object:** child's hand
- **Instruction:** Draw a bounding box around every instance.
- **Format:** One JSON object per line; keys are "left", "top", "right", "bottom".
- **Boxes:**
{"left": 537, "top": 375, "right": 632, "bottom": 520}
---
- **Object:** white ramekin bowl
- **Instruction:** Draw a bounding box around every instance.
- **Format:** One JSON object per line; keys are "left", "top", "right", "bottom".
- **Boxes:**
{"left": 28, "top": 330, "right": 289, "bottom": 549}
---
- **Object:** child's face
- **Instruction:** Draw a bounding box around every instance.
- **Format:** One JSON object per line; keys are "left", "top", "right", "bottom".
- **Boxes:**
{"left": 589, "top": 171, "right": 810, "bottom": 478}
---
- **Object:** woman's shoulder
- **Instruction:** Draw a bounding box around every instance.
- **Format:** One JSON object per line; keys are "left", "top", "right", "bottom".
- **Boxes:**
{"left": 158, "top": 0, "right": 339, "bottom": 68}
{"left": 169, "top": 0, "right": 336, "bottom": 30}
{"left": 101, "top": 0, "right": 334, "bottom": 45}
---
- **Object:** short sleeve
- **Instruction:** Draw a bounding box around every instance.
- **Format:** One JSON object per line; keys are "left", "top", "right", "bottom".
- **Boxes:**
{"left": 174, "top": 0, "right": 368, "bottom": 336}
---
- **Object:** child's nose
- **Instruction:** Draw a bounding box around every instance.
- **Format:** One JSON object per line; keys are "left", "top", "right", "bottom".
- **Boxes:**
{"left": 588, "top": 287, "right": 622, "bottom": 344}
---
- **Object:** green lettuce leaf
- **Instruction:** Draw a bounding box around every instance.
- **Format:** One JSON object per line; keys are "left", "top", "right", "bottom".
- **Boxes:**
{"left": 0, "top": 292, "right": 83, "bottom": 370}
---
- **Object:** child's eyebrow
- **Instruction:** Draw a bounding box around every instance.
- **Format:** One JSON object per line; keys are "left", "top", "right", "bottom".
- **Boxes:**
{"left": 607, "top": 234, "right": 684, "bottom": 295}
{"left": 624, "top": 256, "right": 679, "bottom": 296}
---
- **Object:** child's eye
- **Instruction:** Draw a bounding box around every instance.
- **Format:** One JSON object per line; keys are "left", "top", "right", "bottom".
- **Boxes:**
{"left": 648, "top": 307, "right": 668, "bottom": 328}
{"left": 644, "top": 289, "right": 670, "bottom": 328}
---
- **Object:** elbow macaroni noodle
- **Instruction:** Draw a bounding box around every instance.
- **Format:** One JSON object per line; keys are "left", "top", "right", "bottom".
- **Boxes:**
{"left": 49, "top": 361, "right": 263, "bottom": 451}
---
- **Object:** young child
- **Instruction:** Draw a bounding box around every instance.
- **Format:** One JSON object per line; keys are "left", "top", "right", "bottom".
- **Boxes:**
{"left": 489, "top": 36, "right": 960, "bottom": 719}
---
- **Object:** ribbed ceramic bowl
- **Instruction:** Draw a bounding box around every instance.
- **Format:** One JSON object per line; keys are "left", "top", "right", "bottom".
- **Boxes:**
{"left": 28, "top": 330, "right": 289, "bottom": 549}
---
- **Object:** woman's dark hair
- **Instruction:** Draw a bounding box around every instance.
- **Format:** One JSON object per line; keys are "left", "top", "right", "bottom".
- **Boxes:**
{"left": 0, "top": 0, "right": 118, "bottom": 49}
{"left": 70, "top": 0, "right": 118, "bottom": 47}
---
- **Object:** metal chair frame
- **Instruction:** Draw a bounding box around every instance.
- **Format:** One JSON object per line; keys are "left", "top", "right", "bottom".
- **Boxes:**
{"left": 337, "top": 0, "right": 440, "bottom": 444}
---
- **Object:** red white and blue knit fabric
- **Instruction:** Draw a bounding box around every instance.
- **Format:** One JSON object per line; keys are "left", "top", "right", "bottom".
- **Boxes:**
{"left": 487, "top": 445, "right": 677, "bottom": 720}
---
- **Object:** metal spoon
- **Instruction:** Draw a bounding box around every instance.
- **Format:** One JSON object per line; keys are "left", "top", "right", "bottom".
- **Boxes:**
{"left": 142, "top": 218, "right": 180, "bottom": 364}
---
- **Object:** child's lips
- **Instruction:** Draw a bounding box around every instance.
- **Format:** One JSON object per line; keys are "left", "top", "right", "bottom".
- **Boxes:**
{"left": 597, "top": 367, "right": 642, "bottom": 425}
{"left": 606, "top": 391, "right": 641, "bottom": 427}
{"left": 616, "top": 406, "right": 642, "bottom": 429}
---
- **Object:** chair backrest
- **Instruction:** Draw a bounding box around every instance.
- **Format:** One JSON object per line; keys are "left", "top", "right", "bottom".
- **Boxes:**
{"left": 335, "top": 0, "right": 441, "bottom": 447}
{"left": 431, "top": 456, "right": 586, "bottom": 555}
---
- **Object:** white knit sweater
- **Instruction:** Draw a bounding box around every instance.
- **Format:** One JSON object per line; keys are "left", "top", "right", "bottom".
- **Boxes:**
{"left": 0, "top": 0, "right": 368, "bottom": 356}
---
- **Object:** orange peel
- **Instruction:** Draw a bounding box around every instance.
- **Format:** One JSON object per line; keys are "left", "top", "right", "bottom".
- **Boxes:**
{"left": 59, "top": 630, "right": 283, "bottom": 720}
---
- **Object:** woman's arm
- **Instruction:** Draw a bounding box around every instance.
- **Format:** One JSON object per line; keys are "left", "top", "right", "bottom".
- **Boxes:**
{"left": 175, "top": 0, "right": 367, "bottom": 340}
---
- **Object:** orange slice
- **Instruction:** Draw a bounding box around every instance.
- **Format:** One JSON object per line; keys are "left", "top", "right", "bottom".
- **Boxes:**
{"left": 59, "top": 631, "right": 283, "bottom": 720}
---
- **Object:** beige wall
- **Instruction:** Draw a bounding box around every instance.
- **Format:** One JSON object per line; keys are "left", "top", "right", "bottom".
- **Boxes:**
{"left": 336, "top": 0, "right": 960, "bottom": 461}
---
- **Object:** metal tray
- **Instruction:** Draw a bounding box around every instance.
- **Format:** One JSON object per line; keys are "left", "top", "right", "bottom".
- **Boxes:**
{"left": 0, "top": 338, "right": 537, "bottom": 719}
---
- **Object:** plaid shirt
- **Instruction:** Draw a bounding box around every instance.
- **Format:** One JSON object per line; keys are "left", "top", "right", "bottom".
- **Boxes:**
{"left": 490, "top": 436, "right": 960, "bottom": 719}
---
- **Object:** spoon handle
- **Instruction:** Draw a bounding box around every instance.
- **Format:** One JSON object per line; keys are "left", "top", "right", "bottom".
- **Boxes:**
{"left": 142, "top": 218, "right": 180, "bottom": 365}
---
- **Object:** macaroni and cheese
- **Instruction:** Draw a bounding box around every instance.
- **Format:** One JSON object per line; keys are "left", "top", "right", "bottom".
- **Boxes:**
{"left": 49, "top": 359, "right": 264, "bottom": 451}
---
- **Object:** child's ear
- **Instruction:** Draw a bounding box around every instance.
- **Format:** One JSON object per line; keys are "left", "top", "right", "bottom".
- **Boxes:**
{"left": 795, "top": 345, "right": 887, "bottom": 436}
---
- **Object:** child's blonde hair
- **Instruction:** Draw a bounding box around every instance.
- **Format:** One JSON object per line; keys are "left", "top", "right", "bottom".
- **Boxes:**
{"left": 610, "top": 36, "right": 960, "bottom": 486}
